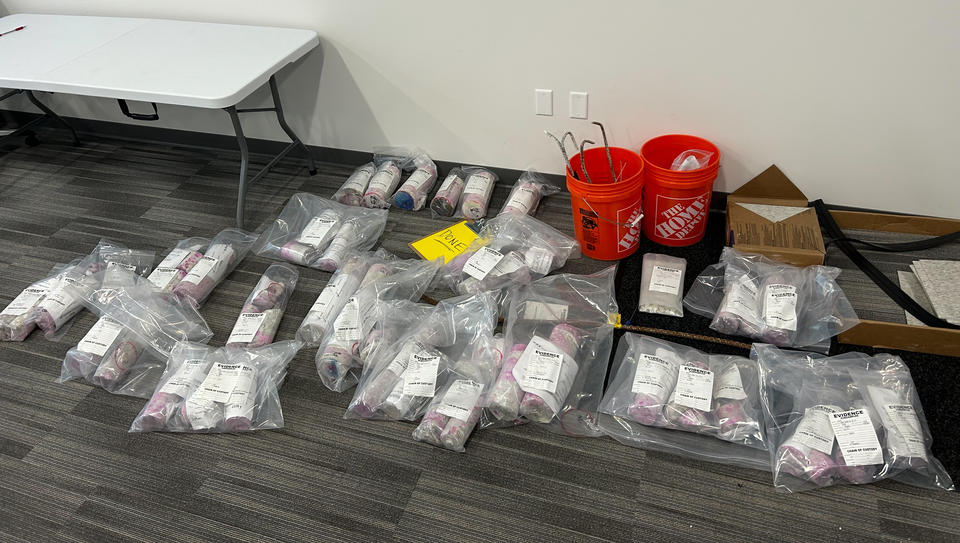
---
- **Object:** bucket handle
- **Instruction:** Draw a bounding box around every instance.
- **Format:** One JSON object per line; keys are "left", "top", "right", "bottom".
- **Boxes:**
{"left": 581, "top": 196, "right": 643, "bottom": 228}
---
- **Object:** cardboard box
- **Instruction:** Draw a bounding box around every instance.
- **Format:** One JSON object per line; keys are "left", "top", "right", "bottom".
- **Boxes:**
{"left": 726, "top": 165, "right": 826, "bottom": 266}
{"left": 830, "top": 209, "right": 960, "bottom": 357}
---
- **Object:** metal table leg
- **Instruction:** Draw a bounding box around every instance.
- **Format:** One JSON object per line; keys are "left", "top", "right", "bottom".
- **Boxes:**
{"left": 225, "top": 74, "right": 318, "bottom": 229}
{"left": 25, "top": 91, "right": 80, "bottom": 145}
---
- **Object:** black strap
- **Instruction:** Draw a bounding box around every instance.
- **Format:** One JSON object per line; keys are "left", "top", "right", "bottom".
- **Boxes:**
{"left": 814, "top": 199, "right": 960, "bottom": 329}
{"left": 117, "top": 100, "right": 159, "bottom": 121}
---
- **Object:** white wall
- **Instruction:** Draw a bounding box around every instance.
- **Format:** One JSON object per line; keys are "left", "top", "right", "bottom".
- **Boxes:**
{"left": 2, "top": 0, "right": 959, "bottom": 218}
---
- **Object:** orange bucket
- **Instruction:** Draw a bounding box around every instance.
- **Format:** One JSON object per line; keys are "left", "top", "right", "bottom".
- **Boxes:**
{"left": 566, "top": 147, "right": 645, "bottom": 260}
{"left": 640, "top": 134, "right": 720, "bottom": 247}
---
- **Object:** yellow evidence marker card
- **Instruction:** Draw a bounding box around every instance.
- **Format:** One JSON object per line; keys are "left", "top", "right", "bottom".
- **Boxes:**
{"left": 410, "top": 220, "right": 479, "bottom": 264}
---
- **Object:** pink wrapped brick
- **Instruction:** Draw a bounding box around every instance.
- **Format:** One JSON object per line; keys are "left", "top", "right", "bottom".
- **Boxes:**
{"left": 440, "top": 405, "right": 481, "bottom": 451}
{"left": 486, "top": 343, "right": 527, "bottom": 421}
{"left": 519, "top": 324, "right": 582, "bottom": 422}
{"left": 777, "top": 444, "right": 837, "bottom": 486}
{"left": 430, "top": 170, "right": 465, "bottom": 217}
{"left": 92, "top": 340, "right": 142, "bottom": 388}
{"left": 318, "top": 342, "right": 354, "bottom": 382}
{"left": 413, "top": 409, "right": 449, "bottom": 446}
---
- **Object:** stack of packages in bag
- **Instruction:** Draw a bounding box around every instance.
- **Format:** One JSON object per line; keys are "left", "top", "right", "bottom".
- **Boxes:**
{"left": 391, "top": 152, "right": 438, "bottom": 211}
{"left": 481, "top": 267, "right": 618, "bottom": 436}
{"left": 683, "top": 248, "right": 859, "bottom": 347}
{"left": 753, "top": 344, "right": 953, "bottom": 492}
{"left": 57, "top": 243, "right": 160, "bottom": 394}
{"left": 131, "top": 340, "right": 299, "bottom": 433}
{"left": 21, "top": 239, "right": 126, "bottom": 341}
{"left": 430, "top": 166, "right": 498, "bottom": 219}
{"left": 597, "top": 333, "right": 769, "bottom": 470}
{"left": 172, "top": 229, "right": 258, "bottom": 306}
{"left": 346, "top": 293, "right": 499, "bottom": 450}
{"left": 59, "top": 266, "right": 214, "bottom": 397}
{"left": 254, "top": 193, "right": 388, "bottom": 271}
{"left": 1, "top": 262, "right": 70, "bottom": 341}
{"left": 304, "top": 252, "right": 441, "bottom": 392}
{"left": 144, "top": 238, "right": 209, "bottom": 292}
{"left": 440, "top": 212, "right": 580, "bottom": 297}
{"left": 225, "top": 263, "right": 298, "bottom": 348}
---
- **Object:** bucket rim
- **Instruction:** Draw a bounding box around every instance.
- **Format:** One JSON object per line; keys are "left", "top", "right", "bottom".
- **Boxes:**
{"left": 567, "top": 146, "right": 644, "bottom": 192}
{"left": 640, "top": 133, "right": 721, "bottom": 175}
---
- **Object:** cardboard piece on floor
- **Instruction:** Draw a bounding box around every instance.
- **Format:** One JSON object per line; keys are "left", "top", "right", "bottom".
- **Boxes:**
{"left": 726, "top": 165, "right": 826, "bottom": 266}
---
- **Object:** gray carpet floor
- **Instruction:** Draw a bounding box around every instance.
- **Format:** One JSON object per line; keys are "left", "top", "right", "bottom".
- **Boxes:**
{"left": 1, "top": 129, "right": 959, "bottom": 543}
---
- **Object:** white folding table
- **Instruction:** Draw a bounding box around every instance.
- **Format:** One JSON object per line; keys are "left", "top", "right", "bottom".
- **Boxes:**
{"left": 0, "top": 13, "right": 320, "bottom": 228}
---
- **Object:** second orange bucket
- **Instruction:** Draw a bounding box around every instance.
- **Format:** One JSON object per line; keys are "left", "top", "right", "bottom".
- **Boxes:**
{"left": 640, "top": 134, "right": 720, "bottom": 247}
{"left": 566, "top": 147, "right": 645, "bottom": 260}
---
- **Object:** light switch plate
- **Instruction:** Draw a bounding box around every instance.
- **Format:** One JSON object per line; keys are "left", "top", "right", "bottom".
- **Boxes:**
{"left": 569, "top": 91, "right": 588, "bottom": 119}
{"left": 535, "top": 89, "right": 553, "bottom": 116}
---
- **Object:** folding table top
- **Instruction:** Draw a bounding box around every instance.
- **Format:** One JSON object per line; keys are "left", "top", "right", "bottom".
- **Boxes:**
{"left": 0, "top": 13, "right": 319, "bottom": 108}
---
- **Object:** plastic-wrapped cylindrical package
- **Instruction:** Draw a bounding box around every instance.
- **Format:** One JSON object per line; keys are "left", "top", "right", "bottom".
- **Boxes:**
{"left": 481, "top": 267, "right": 617, "bottom": 436}
{"left": 1, "top": 263, "right": 69, "bottom": 342}
{"left": 226, "top": 263, "right": 299, "bottom": 348}
{"left": 28, "top": 239, "right": 121, "bottom": 339}
{"left": 393, "top": 153, "right": 438, "bottom": 211}
{"left": 412, "top": 332, "right": 502, "bottom": 452}
{"left": 172, "top": 229, "right": 258, "bottom": 306}
{"left": 130, "top": 340, "right": 299, "bottom": 433}
{"left": 58, "top": 317, "right": 146, "bottom": 387}
{"left": 441, "top": 212, "right": 580, "bottom": 296}
{"left": 363, "top": 159, "right": 404, "bottom": 209}
{"left": 255, "top": 193, "right": 387, "bottom": 269}
{"left": 146, "top": 238, "right": 209, "bottom": 292}
{"left": 597, "top": 333, "right": 768, "bottom": 471}
{"left": 637, "top": 253, "right": 686, "bottom": 317}
{"left": 682, "top": 248, "right": 859, "bottom": 348}
{"left": 458, "top": 167, "right": 498, "bottom": 220}
{"left": 333, "top": 162, "right": 376, "bottom": 206}
{"left": 316, "top": 256, "right": 442, "bottom": 392}
{"left": 753, "top": 344, "right": 954, "bottom": 492}
{"left": 297, "top": 253, "right": 371, "bottom": 346}
{"left": 76, "top": 268, "right": 214, "bottom": 359}
{"left": 357, "top": 300, "right": 434, "bottom": 367}
{"left": 430, "top": 167, "right": 466, "bottom": 217}
{"left": 346, "top": 293, "right": 497, "bottom": 421}
{"left": 498, "top": 169, "right": 560, "bottom": 216}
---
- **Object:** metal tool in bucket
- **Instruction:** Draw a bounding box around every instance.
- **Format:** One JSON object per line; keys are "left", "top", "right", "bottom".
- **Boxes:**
{"left": 546, "top": 124, "right": 645, "bottom": 260}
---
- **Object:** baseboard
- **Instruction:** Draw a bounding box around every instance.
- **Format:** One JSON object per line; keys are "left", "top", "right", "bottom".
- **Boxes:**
{"left": 1, "top": 109, "right": 733, "bottom": 211}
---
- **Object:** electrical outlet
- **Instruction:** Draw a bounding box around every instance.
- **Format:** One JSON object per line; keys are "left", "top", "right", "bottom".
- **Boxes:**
{"left": 535, "top": 89, "right": 553, "bottom": 116}
{"left": 569, "top": 91, "right": 588, "bottom": 119}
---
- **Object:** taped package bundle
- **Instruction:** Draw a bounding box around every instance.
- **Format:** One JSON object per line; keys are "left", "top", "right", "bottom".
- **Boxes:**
{"left": 412, "top": 328, "right": 503, "bottom": 452}
{"left": 597, "top": 333, "right": 768, "bottom": 470}
{"left": 1, "top": 262, "right": 70, "bottom": 341}
{"left": 441, "top": 212, "right": 580, "bottom": 296}
{"left": 683, "top": 248, "right": 859, "bottom": 347}
{"left": 145, "top": 238, "right": 209, "bottom": 292}
{"left": 345, "top": 292, "right": 498, "bottom": 423}
{"left": 482, "top": 266, "right": 617, "bottom": 436}
{"left": 131, "top": 340, "right": 299, "bottom": 433}
{"left": 255, "top": 193, "right": 388, "bottom": 270}
{"left": 58, "top": 267, "right": 214, "bottom": 397}
{"left": 226, "top": 263, "right": 298, "bottom": 348}
{"left": 498, "top": 169, "right": 560, "bottom": 216}
{"left": 362, "top": 148, "right": 411, "bottom": 209}
{"left": 314, "top": 254, "right": 441, "bottom": 392}
{"left": 753, "top": 344, "right": 953, "bottom": 492}
{"left": 172, "top": 229, "right": 258, "bottom": 306}
{"left": 297, "top": 251, "right": 384, "bottom": 346}
{"left": 27, "top": 239, "right": 143, "bottom": 340}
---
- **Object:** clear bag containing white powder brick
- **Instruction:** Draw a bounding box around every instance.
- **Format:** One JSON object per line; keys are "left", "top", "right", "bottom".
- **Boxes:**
{"left": 753, "top": 344, "right": 953, "bottom": 492}
{"left": 682, "top": 248, "right": 858, "bottom": 347}
{"left": 637, "top": 253, "right": 686, "bottom": 317}
{"left": 255, "top": 192, "right": 387, "bottom": 269}
{"left": 225, "top": 262, "right": 298, "bottom": 348}
{"left": 596, "top": 333, "right": 768, "bottom": 470}
{"left": 481, "top": 267, "right": 617, "bottom": 436}
{"left": 440, "top": 212, "right": 579, "bottom": 296}
{"left": 1, "top": 262, "right": 70, "bottom": 342}
{"left": 131, "top": 340, "right": 299, "bottom": 433}
{"left": 172, "top": 228, "right": 258, "bottom": 306}
{"left": 345, "top": 293, "right": 497, "bottom": 421}
{"left": 316, "top": 255, "right": 442, "bottom": 393}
